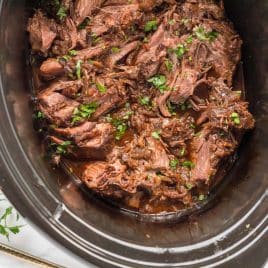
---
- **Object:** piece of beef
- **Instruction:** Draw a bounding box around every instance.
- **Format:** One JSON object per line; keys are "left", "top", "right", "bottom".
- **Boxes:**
{"left": 190, "top": 128, "right": 237, "bottom": 184}
{"left": 40, "top": 58, "right": 65, "bottom": 79}
{"left": 197, "top": 79, "right": 255, "bottom": 130}
{"left": 161, "top": 116, "right": 195, "bottom": 152}
{"left": 134, "top": 23, "right": 167, "bottom": 79}
{"left": 27, "top": 11, "right": 57, "bottom": 55}
{"left": 89, "top": 4, "right": 142, "bottom": 37}
{"left": 52, "top": 18, "right": 78, "bottom": 55}
{"left": 105, "top": 41, "right": 139, "bottom": 69}
{"left": 81, "top": 160, "right": 128, "bottom": 195}
{"left": 37, "top": 80, "right": 83, "bottom": 126}
{"left": 52, "top": 122, "right": 115, "bottom": 159}
{"left": 73, "top": 0, "right": 104, "bottom": 26}
{"left": 72, "top": 43, "right": 109, "bottom": 61}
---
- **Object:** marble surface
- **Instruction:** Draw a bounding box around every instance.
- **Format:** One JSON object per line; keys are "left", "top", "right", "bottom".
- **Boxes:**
{"left": 0, "top": 194, "right": 96, "bottom": 268}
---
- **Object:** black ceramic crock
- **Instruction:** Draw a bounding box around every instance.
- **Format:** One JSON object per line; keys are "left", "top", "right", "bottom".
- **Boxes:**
{"left": 0, "top": 1, "right": 267, "bottom": 267}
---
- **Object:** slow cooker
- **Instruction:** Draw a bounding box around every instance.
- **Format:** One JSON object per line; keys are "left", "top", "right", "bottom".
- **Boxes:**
{"left": 0, "top": 0, "right": 267, "bottom": 267}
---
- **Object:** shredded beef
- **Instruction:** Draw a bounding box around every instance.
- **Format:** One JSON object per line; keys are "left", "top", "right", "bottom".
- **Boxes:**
{"left": 29, "top": 0, "right": 255, "bottom": 213}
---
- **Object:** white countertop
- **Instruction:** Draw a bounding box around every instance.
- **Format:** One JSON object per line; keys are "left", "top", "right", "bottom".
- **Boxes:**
{"left": 0, "top": 193, "right": 96, "bottom": 268}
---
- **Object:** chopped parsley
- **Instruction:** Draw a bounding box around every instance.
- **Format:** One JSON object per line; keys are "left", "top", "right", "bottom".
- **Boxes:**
{"left": 167, "top": 101, "right": 177, "bottom": 116}
{"left": 56, "top": 141, "right": 72, "bottom": 155}
{"left": 193, "top": 26, "right": 218, "bottom": 42}
{"left": 169, "top": 158, "right": 179, "bottom": 169}
{"left": 148, "top": 75, "right": 168, "bottom": 93}
{"left": 91, "top": 33, "right": 102, "bottom": 44}
{"left": 139, "top": 96, "right": 151, "bottom": 106}
{"left": 144, "top": 20, "right": 158, "bottom": 32}
{"left": 180, "top": 147, "right": 186, "bottom": 156}
{"left": 34, "top": 111, "right": 44, "bottom": 119}
{"left": 111, "top": 118, "right": 128, "bottom": 140}
{"left": 56, "top": 6, "right": 67, "bottom": 20}
{"left": 96, "top": 82, "right": 107, "bottom": 93}
{"left": 182, "top": 160, "right": 195, "bottom": 169}
{"left": 174, "top": 43, "right": 187, "bottom": 59}
{"left": 111, "top": 47, "right": 121, "bottom": 53}
{"left": 69, "top": 50, "right": 78, "bottom": 56}
{"left": 75, "top": 60, "right": 83, "bottom": 79}
{"left": 152, "top": 130, "right": 161, "bottom": 140}
{"left": 185, "top": 182, "right": 193, "bottom": 190}
{"left": 164, "top": 58, "right": 173, "bottom": 72}
{"left": 198, "top": 194, "right": 207, "bottom": 201}
{"left": 72, "top": 102, "right": 98, "bottom": 124}
{"left": 168, "top": 19, "right": 175, "bottom": 25}
{"left": 230, "top": 112, "right": 240, "bottom": 125}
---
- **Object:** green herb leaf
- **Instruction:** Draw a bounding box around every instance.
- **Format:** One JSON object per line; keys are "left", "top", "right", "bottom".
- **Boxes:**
{"left": 68, "top": 50, "right": 78, "bottom": 56}
{"left": 0, "top": 207, "right": 24, "bottom": 240}
{"left": 182, "top": 160, "right": 195, "bottom": 169}
{"left": 34, "top": 111, "right": 45, "bottom": 119}
{"left": 111, "top": 47, "right": 121, "bottom": 53}
{"left": 198, "top": 194, "right": 206, "bottom": 201}
{"left": 75, "top": 60, "right": 83, "bottom": 79}
{"left": 168, "top": 19, "right": 175, "bottom": 25}
{"left": 148, "top": 75, "right": 168, "bottom": 93}
{"left": 164, "top": 59, "right": 173, "bottom": 72}
{"left": 56, "top": 141, "right": 72, "bottom": 155}
{"left": 8, "top": 226, "right": 21, "bottom": 235}
{"left": 91, "top": 33, "right": 102, "bottom": 44}
{"left": 185, "top": 182, "right": 193, "bottom": 190}
{"left": 144, "top": 20, "right": 158, "bottom": 32}
{"left": 111, "top": 119, "right": 128, "bottom": 140}
{"left": 139, "top": 96, "right": 151, "bottom": 106}
{"left": 193, "top": 26, "right": 218, "bottom": 42}
{"left": 180, "top": 147, "right": 186, "bottom": 156}
{"left": 1, "top": 207, "right": 12, "bottom": 221}
{"left": 57, "top": 6, "right": 67, "bottom": 20}
{"left": 169, "top": 159, "right": 179, "bottom": 169}
{"left": 96, "top": 82, "right": 107, "bottom": 93}
{"left": 152, "top": 131, "right": 161, "bottom": 140}
{"left": 174, "top": 44, "right": 187, "bottom": 59}
{"left": 230, "top": 112, "right": 240, "bottom": 125}
{"left": 72, "top": 102, "right": 98, "bottom": 124}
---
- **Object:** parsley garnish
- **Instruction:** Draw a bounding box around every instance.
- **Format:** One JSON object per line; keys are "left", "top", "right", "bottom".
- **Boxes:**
{"left": 111, "top": 47, "right": 121, "bottom": 53}
{"left": 75, "top": 60, "right": 83, "bottom": 79}
{"left": 174, "top": 44, "right": 187, "bottom": 59}
{"left": 185, "top": 182, "right": 193, "bottom": 190}
{"left": 96, "top": 82, "right": 107, "bottom": 93}
{"left": 164, "top": 59, "right": 173, "bottom": 72}
{"left": 111, "top": 118, "right": 128, "bottom": 140}
{"left": 193, "top": 26, "right": 218, "bottom": 42}
{"left": 230, "top": 112, "right": 240, "bottom": 125}
{"left": 56, "top": 141, "right": 72, "bottom": 155}
{"left": 57, "top": 6, "right": 67, "bottom": 20}
{"left": 144, "top": 20, "right": 158, "bottom": 32}
{"left": 182, "top": 160, "right": 195, "bottom": 169}
{"left": 34, "top": 111, "right": 44, "bottom": 119}
{"left": 148, "top": 75, "right": 168, "bottom": 93}
{"left": 198, "top": 194, "right": 206, "bottom": 201}
{"left": 139, "top": 96, "right": 151, "bottom": 106}
{"left": 69, "top": 50, "right": 78, "bottom": 56}
{"left": 152, "top": 130, "right": 161, "bottom": 140}
{"left": 91, "top": 33, "right": 102, "bottom": 44}
{"left": 72, "top": 102, "right": 98, "bottom": 124}
{"left": 168, "top": 19, "right": 175, "bottom": 25}
{"left": 169, "top": 159, "right": 179, "bottom": 169}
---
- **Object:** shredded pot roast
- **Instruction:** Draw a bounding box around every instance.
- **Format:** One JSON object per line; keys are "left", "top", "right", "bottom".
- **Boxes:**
{"left": 28, "top": 0, "right": 255, "bottom": 213}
